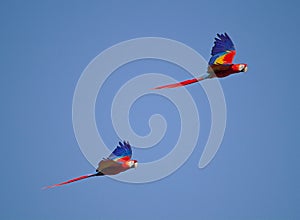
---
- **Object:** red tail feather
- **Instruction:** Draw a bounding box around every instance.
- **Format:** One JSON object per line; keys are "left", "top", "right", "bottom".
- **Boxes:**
{"left": 151, "top": 76, "right": 206, "bottom": 90}
{"left": 43, "top": 173, "right": 98, "bottom": 189}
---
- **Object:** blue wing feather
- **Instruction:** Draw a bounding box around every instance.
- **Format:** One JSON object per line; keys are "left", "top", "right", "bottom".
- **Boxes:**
{"left": 209, "top": 33, "right": 236, "bottom": 65}
{"left": 211, "top": 33, "right": 235, "bottom": 55}
{"left": 108, "top": 141, "right": 132, "bottom": 161}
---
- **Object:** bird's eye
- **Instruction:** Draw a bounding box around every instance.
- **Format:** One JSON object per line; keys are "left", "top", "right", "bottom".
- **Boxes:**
{"left": 239, "top": 65, "right": 244, "bottom": 71}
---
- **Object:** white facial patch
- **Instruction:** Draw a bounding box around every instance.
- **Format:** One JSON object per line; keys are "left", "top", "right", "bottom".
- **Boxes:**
{"left": 239, "top": 64, "right": 245, "bottom": 71}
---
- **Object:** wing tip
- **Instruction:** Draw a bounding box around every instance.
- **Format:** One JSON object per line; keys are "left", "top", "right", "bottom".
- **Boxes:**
{"left": 123, "top": 140, "right": 131, "bottom": 147}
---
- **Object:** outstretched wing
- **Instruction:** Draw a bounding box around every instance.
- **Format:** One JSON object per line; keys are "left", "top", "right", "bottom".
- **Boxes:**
{"left": 108, "top": 141, "right": 132, "bottom": 163}
{"left": 208, "top": 33, "right": 236, "bottom": 65}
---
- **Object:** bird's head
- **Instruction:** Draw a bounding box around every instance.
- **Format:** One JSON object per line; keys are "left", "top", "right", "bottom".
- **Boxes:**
{"left": 238, "top": 64, "right": 248, "bottom": 72}
{"left": 128, "top": 160, "right": 138, "bottom": 168}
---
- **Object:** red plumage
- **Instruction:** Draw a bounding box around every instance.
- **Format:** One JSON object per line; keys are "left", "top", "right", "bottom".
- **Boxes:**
{"left": 43, "top": 141, "right": 137, "bottom": 189}
{"left": 152, "top": 33, "right": 248, "bottom": 90}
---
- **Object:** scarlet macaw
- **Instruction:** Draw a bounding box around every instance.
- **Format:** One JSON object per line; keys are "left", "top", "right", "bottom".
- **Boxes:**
{"left": 152, "top": 33, "right": 248, "bottom": 89}
{"left": 44, "top": 141, "right": 137, "bottom": 189}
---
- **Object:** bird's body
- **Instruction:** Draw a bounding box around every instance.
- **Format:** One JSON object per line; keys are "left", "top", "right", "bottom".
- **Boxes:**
{"left": 96, "top": 159, "right": 135, "bottom": 175}
{"left": 44, "top": 141, "right": 137, "bottom": 189}
{"left": 208, "top": 64, "right": 248, "bottom": 78}
{"left": 152, "top": 33, "right": 248, "bottom": 90}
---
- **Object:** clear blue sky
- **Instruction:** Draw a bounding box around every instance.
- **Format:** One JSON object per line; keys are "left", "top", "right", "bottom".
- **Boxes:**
{"left": 1, "top": 0, "right": 299, "bottom": 219}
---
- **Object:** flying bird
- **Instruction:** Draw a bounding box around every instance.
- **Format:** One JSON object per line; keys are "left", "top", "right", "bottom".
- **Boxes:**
{"left": 44, "top": 141, "right": 137, "bottom": 189}
{"left": 152, "top": 33, "right": 248, "bottom": 89}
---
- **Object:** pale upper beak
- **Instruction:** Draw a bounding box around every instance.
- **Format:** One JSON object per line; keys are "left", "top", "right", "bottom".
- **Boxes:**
{"left": 239, "top": 65, "right": 248, "bottom": 72}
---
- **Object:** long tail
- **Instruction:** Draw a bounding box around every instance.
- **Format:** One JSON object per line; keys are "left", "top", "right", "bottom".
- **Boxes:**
{"left": 43, "top": 172, "right": 104, "bottom": 189}
{"left": 151, "top": 76, "right": 209, "bottom": 90}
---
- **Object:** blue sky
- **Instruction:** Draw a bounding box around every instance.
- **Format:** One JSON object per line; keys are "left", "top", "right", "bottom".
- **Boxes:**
{"left": 1, "top": 0, "right": 299, "bottom": 219}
